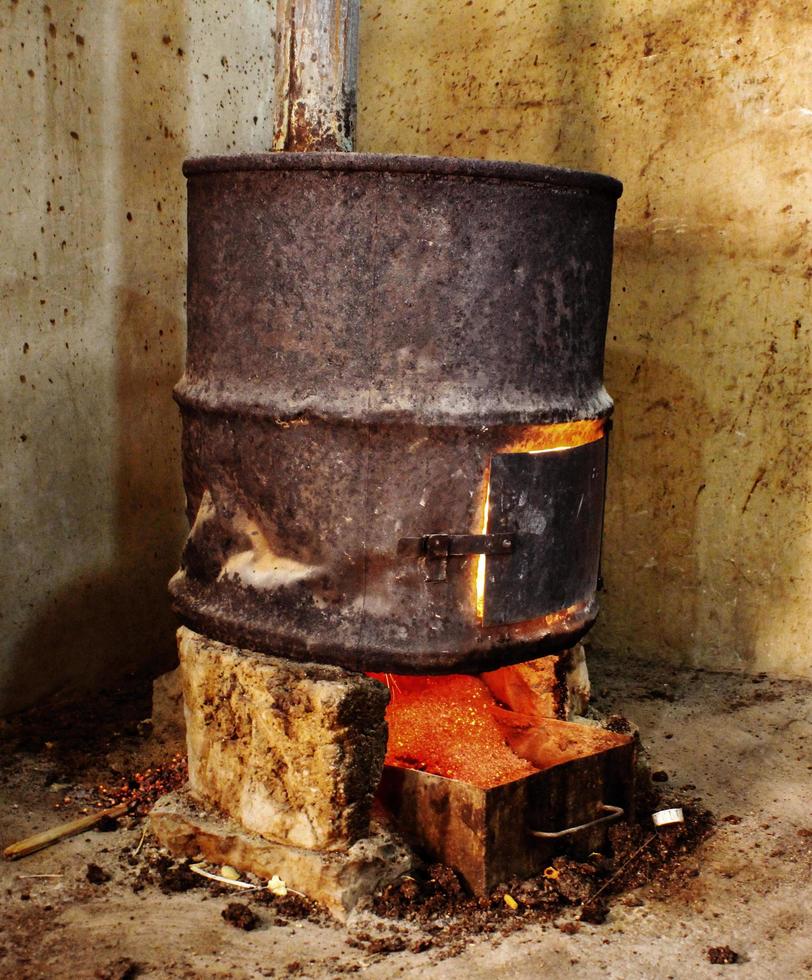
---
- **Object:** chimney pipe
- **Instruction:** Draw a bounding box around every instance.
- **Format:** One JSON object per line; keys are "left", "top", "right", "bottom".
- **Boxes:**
{"left": 272, "top": 0, "right": 360, "bottom": 152}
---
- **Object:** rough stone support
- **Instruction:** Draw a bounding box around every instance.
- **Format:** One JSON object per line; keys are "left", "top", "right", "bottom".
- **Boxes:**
{"left": 150, "top": 666, "right": 185, "bottom": 754}
{"left": 149, "top": 788, "right": 412, "bottom": 921}
{"left": 177, "top": 627, "right": 389, "bottom": 852}
{"left": 482, "top": 644, "right": 591, "bottom": 721}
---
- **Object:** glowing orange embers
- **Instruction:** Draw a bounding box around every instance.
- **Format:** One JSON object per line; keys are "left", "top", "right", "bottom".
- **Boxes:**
{"left": 371, "top": 667, "right": 632, "bottom": 790}
{"left": 370, "top": 673, "right": 539, "bottom": 788}
{"left": 474, "top": 418, "right": 606, "bottom": 621}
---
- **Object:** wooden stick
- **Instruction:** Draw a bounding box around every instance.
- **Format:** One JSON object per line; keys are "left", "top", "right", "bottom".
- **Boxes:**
{"left": 132, "top": 824, "right": 148, "bottom": 857}
{"left": 188, "top": 864, "right": 261, "bottom": 889}
{"left": 3, "top": 802, "right": 130, "bottom": 861}
{"left": 272, "top": 0, "right": 360, "bottom": 151}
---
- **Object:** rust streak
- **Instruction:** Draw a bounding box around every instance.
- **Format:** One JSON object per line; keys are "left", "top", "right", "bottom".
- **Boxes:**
{"left": 741, "top": 466, "right": 766, "bottom": 514}
{"left": 744, "top": 354, "right": 775, "bottom": 426}
{"left": 282, "top": 3, "right": 298, "bottom": 150}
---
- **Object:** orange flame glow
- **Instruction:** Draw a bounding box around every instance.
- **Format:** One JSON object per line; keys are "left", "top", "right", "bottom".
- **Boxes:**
{"left": 368, "top": 666, "right": 630, "bottom": 788}
{"left": 368, "top": 672, "right": 539, "bottom": 787}
{"left": 474, "top": 465, "right": 491, "bottom": 620}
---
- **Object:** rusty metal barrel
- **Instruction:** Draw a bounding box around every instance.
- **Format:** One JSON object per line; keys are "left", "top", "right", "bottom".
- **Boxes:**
{"left": 170, "top": 153, "right": 622, "bottom": 673}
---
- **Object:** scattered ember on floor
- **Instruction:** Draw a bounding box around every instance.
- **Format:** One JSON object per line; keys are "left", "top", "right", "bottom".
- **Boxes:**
{"left": 95, "top": 754, "right": 187, "bottom": 816}
{"left": 369, "top": 673, "right": 538, "bottom": 787}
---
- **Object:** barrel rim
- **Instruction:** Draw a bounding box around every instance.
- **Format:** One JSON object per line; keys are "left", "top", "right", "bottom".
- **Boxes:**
{"left": 182, "top": 152, "right": 622, "bottom": 199}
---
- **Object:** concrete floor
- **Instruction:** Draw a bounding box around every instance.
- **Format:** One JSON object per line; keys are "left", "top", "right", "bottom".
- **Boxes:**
{"left": 1, "top": 652, "right": 811, "bottom": 979}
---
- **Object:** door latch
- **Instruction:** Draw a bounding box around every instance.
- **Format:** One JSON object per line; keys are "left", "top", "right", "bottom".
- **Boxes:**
{"left": 397, "top": 532, "right": 515, "bottom": 582}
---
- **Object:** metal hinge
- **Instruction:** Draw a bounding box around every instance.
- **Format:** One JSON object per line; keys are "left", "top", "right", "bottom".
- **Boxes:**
{"left": 397, "top": 532, "right": 515, "bottom": 582}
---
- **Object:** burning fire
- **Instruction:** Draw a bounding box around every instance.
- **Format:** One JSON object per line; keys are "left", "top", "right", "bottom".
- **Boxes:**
{"left": 475, "top": 468, "right": 492, "bottom": 619}
{"left": 368, "top": 418, "right": 609, "bottom": 790}
{"left": 474, "top": 418, "right": 606, "bottom": 621}
{"left": 369, "top": 672, "right": 539, "bottom": 787}
{"left": 370, "top": 666, "right": 627, "bottom": 789}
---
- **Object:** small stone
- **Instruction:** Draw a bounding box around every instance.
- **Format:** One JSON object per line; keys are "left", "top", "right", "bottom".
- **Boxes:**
{"left": 221, "top": 902, "right": 258, "bottom": 930}
{"left": 268, "top": 874, "right": 288, "bottom": 896}
{"left": 482, "top": 645, "right": 590, "bottom": 722}
{"left": 652, "top": 770, "right": 669, "bottom": 782}
{"left": 94, "top": 958, "right": 141, "bottom": 980}
{"left": 707, "top": 946, "right": 738, "bottom": 964}
{"left": 579, "top": 900, "right": 608, "bottom": 924}
{"left": 86, "top": 863, "right": 111, "bottom": 885}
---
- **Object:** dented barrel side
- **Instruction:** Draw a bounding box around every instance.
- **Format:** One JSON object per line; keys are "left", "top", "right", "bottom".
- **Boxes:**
{"left": 170, "top": 153, "right": 621, "bottom": 673}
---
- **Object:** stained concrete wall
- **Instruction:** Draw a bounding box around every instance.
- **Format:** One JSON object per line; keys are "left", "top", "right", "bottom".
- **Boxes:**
{"left": 2, "top": 1, "right": 810, "bottom": 714}
{"left": 1, "top": 0, "right": 275, "bottom": 714}
{"left": 359, "top": 0, "right": 812, "bottom": 679}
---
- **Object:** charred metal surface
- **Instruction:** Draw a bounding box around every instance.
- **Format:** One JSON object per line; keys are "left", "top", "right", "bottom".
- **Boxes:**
{"left": 485, "top": 439, "right": 607, "bottom": 626}
{"left": 378, "top": 721, "right": 635, "bottom": 895}
{"left": 397, "top": 534, "right": 515, "bottom": 558}
{"left": 172, "top": 153, "right": 621, "bottom": 673}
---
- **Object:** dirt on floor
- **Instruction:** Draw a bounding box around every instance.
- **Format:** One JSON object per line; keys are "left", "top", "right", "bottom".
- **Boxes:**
{"left": 1, "top": 654, "right": 811, "bottom": 979}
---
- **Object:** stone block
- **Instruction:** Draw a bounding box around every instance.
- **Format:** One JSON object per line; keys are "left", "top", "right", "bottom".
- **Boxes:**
{"left": 149, "top": 787, "right": 413, "bottom": 921}
{"left": 177, "top": 627, "right": 389, "bottom": 852}
{"left": 482, "top": 644, "right": 590, "bottom": 721}
{"left": 150, "top": 667, "right": 186, "bottom": 754}
{"left": 563, "top": 644, "right": 591, "bottom": 716}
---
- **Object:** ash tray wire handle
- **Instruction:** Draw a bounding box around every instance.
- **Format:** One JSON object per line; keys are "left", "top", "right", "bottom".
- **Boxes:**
{"left": 529, "top": 803, "right": 624, "bottom": 840}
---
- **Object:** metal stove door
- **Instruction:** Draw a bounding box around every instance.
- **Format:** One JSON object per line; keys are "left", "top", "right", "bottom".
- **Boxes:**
{"left": 483, "top": 437, "right": 607, "bottom": 626}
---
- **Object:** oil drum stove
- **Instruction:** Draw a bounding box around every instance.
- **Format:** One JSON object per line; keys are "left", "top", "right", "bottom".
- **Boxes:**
{"left": 169, "top": 151, "right": 634, "bottom": 894}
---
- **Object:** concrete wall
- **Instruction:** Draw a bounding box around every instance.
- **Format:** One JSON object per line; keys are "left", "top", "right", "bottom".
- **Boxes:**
{"left": 1, "top": 0, "right": 275, "bottom": 713}
{"left": 2, "top": 1, "right": 810, "bottom": 713}
{"left": 359, "top": 0, "right": 812, "bottom": 679}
